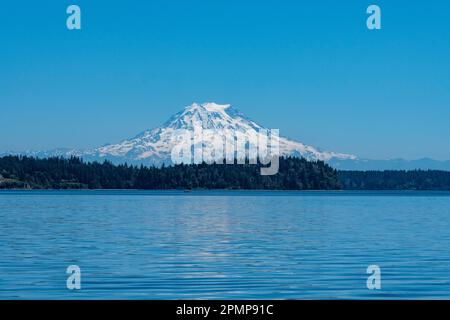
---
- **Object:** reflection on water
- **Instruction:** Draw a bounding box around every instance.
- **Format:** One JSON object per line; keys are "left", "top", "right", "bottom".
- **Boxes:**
{"left": 0, "top": 190, "right": 450, "bottom": 299}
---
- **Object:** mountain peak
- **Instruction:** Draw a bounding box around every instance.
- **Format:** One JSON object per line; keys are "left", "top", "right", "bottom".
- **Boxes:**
{"left": 163, "top": 102, "right": 261, "bottom": 131}
{"left": 185, "top": 102, "right": 231, "bottom": 112}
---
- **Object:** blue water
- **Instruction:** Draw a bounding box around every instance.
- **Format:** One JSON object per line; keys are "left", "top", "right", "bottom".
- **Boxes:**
{"left": 1, "top": 190, "right": 450, "bottom": 299}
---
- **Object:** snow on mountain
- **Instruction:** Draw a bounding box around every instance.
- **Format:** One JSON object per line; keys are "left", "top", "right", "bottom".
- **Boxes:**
{"left": 76, "top": 102, "right": 356, "bottom": 165}
{"left": 3, "top": 102, "right": 357, "bottom": 166}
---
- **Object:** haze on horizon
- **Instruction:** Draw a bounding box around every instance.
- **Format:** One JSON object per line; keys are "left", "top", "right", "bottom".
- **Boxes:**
{"left": 1, "top": 1, "right": 450, "bottom": 161}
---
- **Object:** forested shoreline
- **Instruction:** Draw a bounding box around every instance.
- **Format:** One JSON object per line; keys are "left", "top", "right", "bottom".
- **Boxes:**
{"left": 0, "top": 156, "right": 339, "bottom": 190}
{"left": 1, "top": 156, "right": 449, "bottom": 191}
{"left": 338, "top": 170, "right": 450, "bottom": 190}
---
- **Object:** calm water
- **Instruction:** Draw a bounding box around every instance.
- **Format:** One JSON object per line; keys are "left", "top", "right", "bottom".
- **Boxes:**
{"left": 1, "top": 190, "right": 450, "bottom": 299}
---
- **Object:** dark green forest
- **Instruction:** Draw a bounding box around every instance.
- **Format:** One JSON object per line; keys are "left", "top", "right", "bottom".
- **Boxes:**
{"left": 1, "top": 156, "right": 450, "bottom": 190}
{"left": 339, "top": 170, "right": 450, "bottom": 190}
{"left": 0, "top": 156, "right": 339, "bottom": 190}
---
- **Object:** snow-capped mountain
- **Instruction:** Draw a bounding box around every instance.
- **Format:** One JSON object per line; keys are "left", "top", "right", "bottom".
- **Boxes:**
{"left": 1, "top": 102, "right": 356, "bottom": 166}
{"left": 61, "top": 102, "right": 356, "bottom": 165}
{"left": 5, "top": 102, "right": 450, "bottom": 170}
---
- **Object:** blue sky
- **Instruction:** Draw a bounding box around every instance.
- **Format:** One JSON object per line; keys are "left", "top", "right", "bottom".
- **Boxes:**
{"left": 1, "top": 0, "right": 449, "bottom": 160}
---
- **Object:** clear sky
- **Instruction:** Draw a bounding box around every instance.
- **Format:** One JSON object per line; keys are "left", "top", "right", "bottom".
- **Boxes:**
{"left": 1, "top": 0, "right": 449, "bottom": 160}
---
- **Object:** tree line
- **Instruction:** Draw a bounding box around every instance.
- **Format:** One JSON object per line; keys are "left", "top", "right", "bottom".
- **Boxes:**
{"left": 339, "top": 170, "right": 450, "bottom": 190}
{"left": 0, "top": 156, "right": 340, "bottom": 190}
{"left": 2, "top": 156, "right": 449, "bottom": 190}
